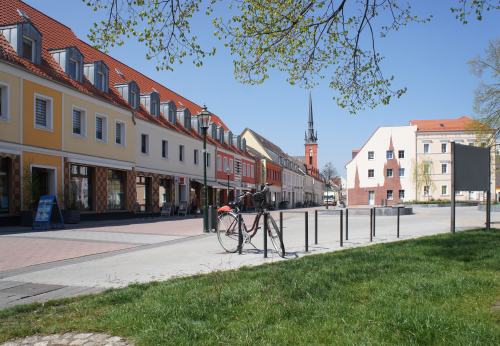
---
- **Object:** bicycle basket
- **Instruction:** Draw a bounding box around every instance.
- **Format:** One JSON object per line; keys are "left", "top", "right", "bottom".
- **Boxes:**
{"left": 251, "top": 189, "right": 271, "bottom": 209}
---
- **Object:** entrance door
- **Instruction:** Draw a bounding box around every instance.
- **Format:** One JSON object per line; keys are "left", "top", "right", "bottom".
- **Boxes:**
{"left": 368, "top": 191, "right": 375, "bottom": 205}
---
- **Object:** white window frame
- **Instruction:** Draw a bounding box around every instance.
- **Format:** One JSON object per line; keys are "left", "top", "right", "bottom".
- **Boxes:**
{"left": 398, "top": 150, "right": 405, "bottom": 159}
{"left": 229, "top": 159, "right": 234, "bottom": 173}
{"left": 387, "top": 168, "right": 393, "bottom": 178}
{"left": 194, "top": 149, "right": 199, "bottom": 165}
{"left": 97, "top": 71, "right": 106, "bottom": 91}
{"left": 423, "top": 185, "right": 430, "bottom": 197}
{"left": 251, "top": 165, "right": 254, "bottom": 178}
{"left": 217, "top": 155, "right": 222, "bottom": 171}
{"left": 161, "top": 139, "right": 168, "bottom": 159}
{"left": 22, "top": 36, "right": 35, "bottom": 62}
{"left": 115, "top": 119, "right": 126, "bottom": 147}
{"left": 34, "top": 93, "right": 53, "bottom": 131}
{"left": 68, "top": 58, "right": 80, "bottom": 80}
{"left": 441, "top": 143, "right": 447, "bottom": 153}
{"left": 207, "top": 152, "right": 211, "bottom": 168}
{"left": 441, "top": 163, "right": 448, "bottom": 174}
{"left": 179, "top": 144, "right": 185, "bottom": 162}
{"left": 399, "top": 168, "right": 405, "bottom": 177}
{"left": 441, "top": 185, "right": 448, "bottom": 196}
{"left": 71, "top": 105, "right": 87, "bottom": 138}
{"left": 130, "top": 91, "right": 137, "bottom": 109}
{"left": 95, "top": 113, "right": 108, "bottom": 142}
{"left": 223, "top": 157, "right": 228, "bottom": 171}
{"left": 387, "top": 190, "right": 393, "bottom": 200}
{"left": 424, "top": 143, "right": 430, "bottom": 153}
{"left": 386, "top": 151, "right": 393, "bottom": 160}
{"left": 0, "top": 81, "right": 10, "bottom": 122}
{"left": 141, "top": 132, "right": 150, "bottom": 155}
{"left": 368, "top": 151, "right": 374, "bottom": 160}
{"left": 368, "top": 169, "right": 374, "bottom": 178}
{"left": 399, "top": 190, "right": 405, "bottom": 199}
{"left": 243, "top": 162, "right": 246, "bottom": 176}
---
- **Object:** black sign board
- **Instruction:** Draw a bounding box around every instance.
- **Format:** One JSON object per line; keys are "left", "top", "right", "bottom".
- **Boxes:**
{"left": 454, "top": 143, "right": 490, "bottom": 191}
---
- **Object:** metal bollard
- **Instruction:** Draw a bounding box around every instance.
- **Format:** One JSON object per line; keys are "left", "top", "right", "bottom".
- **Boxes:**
{"left": 305, "top": 211, "right": 309, "bottom": 252}
{"left": 280, "top": 211, "right": 283, "bottom": 237}
{"left": 370, "top": 208, "right": 373, "bottom": 242}
{"left": 340, "top": 210, "right": 343, "bottom": 247}
{"left": 315, "top": 210, "right": 318, "bottom": 245}
{"left": 373, "top": 208, "right": 376, "bottom": 237}
{"left": 238, "top": 214, "right": 243, "bottom": 254}
{"left": 264, "top": 213, "right": 268, "bottom": 258}
{"left": 345, "top": 209, "right": 349, "bottom": 241}
{"left": 397, "top": 207, "right": 400, "bottom": 238}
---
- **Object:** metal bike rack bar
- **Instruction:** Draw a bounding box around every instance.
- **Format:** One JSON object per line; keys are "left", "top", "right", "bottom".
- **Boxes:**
{"left": 345, "top": 209, "right": 349, "bottom": 241}
{"left": 238, "top": 214, "right": 243, "bottom": 255}
{"left": 373, "top": 207, "right": 376, "bottom": 237}
{"left": 370, "top": 208, "right": 373, "bottom": 242}
{"left": 280, "top": 211, "right": 283, "bottom": 237}
{"left": 314, "top": 210, "right": 318, "bottom": 245}
{"left": 264, "top": 213, "right": 268, "bottom": 258}
{"left": 397, "top": 206, "right": 401, "bottom": 238}
{"left": 340, "top": 209, "right": 343, "bottom": 247}
{"left": 305, "top": 211, "right": 309, "bottom": 252}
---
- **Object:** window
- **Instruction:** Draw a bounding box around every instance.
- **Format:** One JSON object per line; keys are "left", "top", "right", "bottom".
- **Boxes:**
{"left": 441, "top": 185, "right": 448, "bottom": 195}
{"left": 130, "top": 91, "right": 137, "bottom": 109}
{"left": 424, "top": 185, "right": 430, "bottom": 196}
{"left": 34, "top": 94, "right": 53, "bottom": 130}
{"left": 223, "top": 157, "right": 228, "bottom": 171}
{"left": 423, "top": 163, "right": 430, "bottom": 174}
{"left": 387, "top": 169, "right": 393, "bottom": 178}
{"left": 0, "top": 157, "right": 9, "bottom": 213}
{"left": 399, "top": 190, "right": 405, "bottom": 199}
{"left": 243, "top": 162, "right": 246, "bottom": 176}
{"left": 95, "top": 114, "right": 107, "bottom": 142}
{"left": 398, "top": 150, "right": 405, "bottom": 159}
{"left": 368, "top": 151, "right": 374, "bottom": 160}
{"left": 442, "top": 163, "right": 448, "bottom": 174}
{"left": 141, "top": 133, "right": 149, "bottom": 154}
{"left": 68, "top": 59, "right": 79, "bottom": 80}
{"left": 251, "top": 165, "right": 254, "bottom": 178}
{"left": 115, "top": 120, "right": 126, "bottom": 146}
{"left": 162, "top": 140, "right": 168, "bottom": 159}
{"left": 152, "top": 101, "right": 158, "bottom": 117}
{"left": 217, "top": 155, "right": 222, "bottom": 171}
{"left": 107, "top": 169, "right": 125, "bottom": 210}
{"left": 207, "top": 153, "right": 211, "bottom": 168}
{"left": 387, "top": 190, "right": 393, "bottom": 200}
{"left": 96, "top": 71, "right": 106, "bottom": 91}
{"left": 386, "top": 151, "right": 393, "bottom": 159}
{"left": 247, "top": 164, "right": 251, "bottom": 176}
{"left": 424, "top": 143, "right": 429, "bottom": 153}
{"left": 441, "top": 143, "right": 447, "bottom": 153}
{"left": 399, "top": 168, "right": 405, "bottom": 177}
{"left": 72, "top": 107, "right": 86, "bottom": 137}
{"left": 70, "top": 165, "right": 92, "bottom": 210}
{"left": 368, "top": 169, "right": 374, "bottom": 178}
{"left": 194, "top": 149, "right": 199, "bottom": 165}
{"left": 22, "top": 36, "right": 34, "bottom": 61}
{"left": 230, "top": 159, "right": 234, "bottom": 173}
{"left": 179, "top": 145, "right": 185, "bottom": 162}
{"left": 0, "top": 82, "right": 10, "bottom": 121}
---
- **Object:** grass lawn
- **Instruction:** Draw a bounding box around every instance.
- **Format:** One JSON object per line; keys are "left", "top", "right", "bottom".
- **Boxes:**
{"left": 2, "top": 229, "right": 500, "bottom": 345}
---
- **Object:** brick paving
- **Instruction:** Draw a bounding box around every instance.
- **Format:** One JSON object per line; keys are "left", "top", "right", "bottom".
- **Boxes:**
{"left": 0, "top": 333, "right": 134, "bottom": 346}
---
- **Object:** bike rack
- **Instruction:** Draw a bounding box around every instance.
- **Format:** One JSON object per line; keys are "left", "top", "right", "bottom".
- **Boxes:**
{"left": 280, "top": 211, "right": 309, "bottom": 252}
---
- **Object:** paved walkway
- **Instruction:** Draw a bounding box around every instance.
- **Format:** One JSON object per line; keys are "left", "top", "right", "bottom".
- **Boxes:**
{"left": 1, "top": 332, "right": 133, "bottom": 346}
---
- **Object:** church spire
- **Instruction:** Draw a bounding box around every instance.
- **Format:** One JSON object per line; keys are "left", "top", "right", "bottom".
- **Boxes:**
{"left": 305, "top": 91, "right": 317, "bottom": 144}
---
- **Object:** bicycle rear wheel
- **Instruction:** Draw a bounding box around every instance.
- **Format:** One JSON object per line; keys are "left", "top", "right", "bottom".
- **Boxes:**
{"left": 216, "top": 212, "right": 240, "bottom": 253}
{"left": 266, "top": 214, "right": 285, "bottom": 258}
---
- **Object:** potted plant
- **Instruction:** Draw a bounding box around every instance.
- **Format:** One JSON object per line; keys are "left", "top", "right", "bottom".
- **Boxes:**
{"left": 21, "top": 162, "right": 42, "bottom": 227}
{"left": 62, "top": 191, "right": 81, "bottom": 224}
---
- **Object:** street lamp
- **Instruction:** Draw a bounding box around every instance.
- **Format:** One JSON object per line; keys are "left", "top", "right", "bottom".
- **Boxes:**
{"left": 198, "top": 104, "right": 211, "bottom": 233}
{"left": 226, "top": 166, "right": 231, "bottom": 203}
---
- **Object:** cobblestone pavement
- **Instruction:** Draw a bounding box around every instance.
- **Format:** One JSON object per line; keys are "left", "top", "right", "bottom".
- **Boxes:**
{"left": 0, "top": 333, "right": 134, "bottom": 346}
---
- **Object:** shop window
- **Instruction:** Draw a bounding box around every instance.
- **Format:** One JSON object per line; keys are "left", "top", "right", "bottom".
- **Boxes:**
{"left": 0, "top": 158, "right": 9, "bottom": 213}
{"left": 107, "top": 169, "right": 125, "bottom": 210}
{"left": 69, "top": 164, "right": 92, "bottom": 210}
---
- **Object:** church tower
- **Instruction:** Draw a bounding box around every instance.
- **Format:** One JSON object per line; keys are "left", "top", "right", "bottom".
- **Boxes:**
{"left": 305, "top": 92, "right": 318, "bottom": 178}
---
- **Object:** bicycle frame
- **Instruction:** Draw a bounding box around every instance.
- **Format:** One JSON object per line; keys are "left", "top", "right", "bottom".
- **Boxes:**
{"left": 221, "top": 208, "right": 263, "bottom": 238}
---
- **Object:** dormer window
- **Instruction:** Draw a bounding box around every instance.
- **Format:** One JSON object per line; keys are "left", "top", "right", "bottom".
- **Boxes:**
{"left": 114, "top": 80, "right": 140, "bottom": 110}
{"left": 140, "top": 91, "right": 160, "bottom": 117}
{"left": 84, "top": 60, "right": 109, "bottom": 92}
{"left": 0, "top": 22, "right": 42, "bottom": 64}
{"left": 177, "top": 108, "right": 191, "bottom": 131}
{"left": 130, "top": 91, "right": 137, "bottom": 108}
{"left": 160, "top": 100, "right": 177, "bottom": 123}
{"left": 49, "top": 46, "right": 84, "bottom": 82}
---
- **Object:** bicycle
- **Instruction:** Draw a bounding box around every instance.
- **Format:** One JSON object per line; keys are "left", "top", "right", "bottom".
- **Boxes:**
{"left": 216, "top": 184, "right": 285, "bottom": 257}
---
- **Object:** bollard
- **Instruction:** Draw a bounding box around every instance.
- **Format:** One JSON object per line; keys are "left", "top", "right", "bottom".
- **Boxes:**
{"left": 280, "top": 211, "right": 283, "bottom": 237}
{"left": 264, "top": 213, "right": 268, "bottom": 258}
{"left": 370, "top": 208, "right": 373, "bottom": 242}
{"left": 340, "top": 210, "right": 343, "bottom": 247}
{"left": 397, "top": 207, "right": 400, "bottom": 238}
{"left": 305, "top": 211, "right": 309, "bottom": 252}
{"left": 315, "top": 210, "right": 318, "bottom": 245}
{"left": 373, "top": 208, "right": 376, "bottom": 237}
{"left": 238, "top": 214, "right": 243, "bottom": 255}
{"left": 345, "top": 209, "right": 349, "bottom": 241}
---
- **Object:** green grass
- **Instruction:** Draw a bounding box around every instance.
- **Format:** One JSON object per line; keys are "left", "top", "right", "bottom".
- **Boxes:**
{"left": 2, "top": 229, "right": 500, "bottom": 345}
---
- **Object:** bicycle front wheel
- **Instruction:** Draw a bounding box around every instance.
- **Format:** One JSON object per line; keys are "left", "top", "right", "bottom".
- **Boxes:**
{"left": 216, "top": 212, "right": 240, "bottom": 253}
{"left": 266, "top": 215, "right": 285, "bottom": 258}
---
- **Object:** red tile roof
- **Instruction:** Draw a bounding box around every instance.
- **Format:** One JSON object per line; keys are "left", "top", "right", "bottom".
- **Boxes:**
{"left": 0, "top": 0, "right": 251, "bottom": 158}
{"left": 409, "top": 116, "right": 474, "bottom": 132}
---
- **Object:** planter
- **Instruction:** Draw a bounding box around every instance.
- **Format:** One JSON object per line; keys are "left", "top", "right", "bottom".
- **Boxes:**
{"left": 21, "top": 210, "right": 35, "bottom": 227}
{"left": 478, "top": 204, "right": 500, "bottom": 212}
{"left": 62, "top": 209, "right": 81, "bottom": 224}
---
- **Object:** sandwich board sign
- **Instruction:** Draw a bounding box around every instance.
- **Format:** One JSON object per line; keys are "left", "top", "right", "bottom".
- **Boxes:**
{"left": 33, "top": 195, "right": 65, "bottom": 230}
{"left": 451, "top": 142, "right": 491, "bottom": 233}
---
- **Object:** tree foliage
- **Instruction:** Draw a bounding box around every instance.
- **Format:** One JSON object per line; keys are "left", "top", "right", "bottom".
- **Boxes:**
{"left": 410, "top": 157, "right": 435, "bottom": 202}
{"left": 467, "top": 37, "right": 500, "bottom": 145}
{"left": 83, "top": 0, "right": 500, "bottom": 113}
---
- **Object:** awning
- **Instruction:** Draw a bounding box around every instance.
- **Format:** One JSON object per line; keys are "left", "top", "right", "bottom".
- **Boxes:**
{"left": 194, "top": 180, "right": 228, "bottom": 189}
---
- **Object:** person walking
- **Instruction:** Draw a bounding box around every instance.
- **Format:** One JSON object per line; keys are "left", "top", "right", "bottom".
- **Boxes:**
{"left": 191, "top": 194, "right": 199, "bottom": 217}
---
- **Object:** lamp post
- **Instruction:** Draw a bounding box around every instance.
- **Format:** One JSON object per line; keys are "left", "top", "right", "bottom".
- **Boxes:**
{"left": 198, "top": 105, "right": 211, "bottom": 233}
{"left": 226, "top": 166, "right": 231, "bottom": 203}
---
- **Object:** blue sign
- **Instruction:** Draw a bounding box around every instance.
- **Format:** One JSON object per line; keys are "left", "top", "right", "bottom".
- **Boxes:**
{"left": 33, "top": 195, "right": 65, "bottom": 230}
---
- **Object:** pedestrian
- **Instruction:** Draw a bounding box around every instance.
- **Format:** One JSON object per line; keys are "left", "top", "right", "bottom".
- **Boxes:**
{"left": 191, "top": 194, "right": 199, "bottom": 217}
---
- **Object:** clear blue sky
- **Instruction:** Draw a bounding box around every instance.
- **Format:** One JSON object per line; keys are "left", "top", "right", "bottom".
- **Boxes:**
{"left": 24, "top": 0, "right": 500, "bottom": 177}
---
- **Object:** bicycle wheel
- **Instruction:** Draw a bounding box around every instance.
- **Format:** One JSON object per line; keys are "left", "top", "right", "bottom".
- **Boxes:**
{"left": 216, "top": 212, "right": 240, "bottom": 253}
{"left": 266, "top": 214, "right": 285, "bottom": 258}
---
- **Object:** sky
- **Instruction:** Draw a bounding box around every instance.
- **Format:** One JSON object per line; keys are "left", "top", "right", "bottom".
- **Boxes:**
{"left": 23, "top": 0, "right": 500, "bottom": 177}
